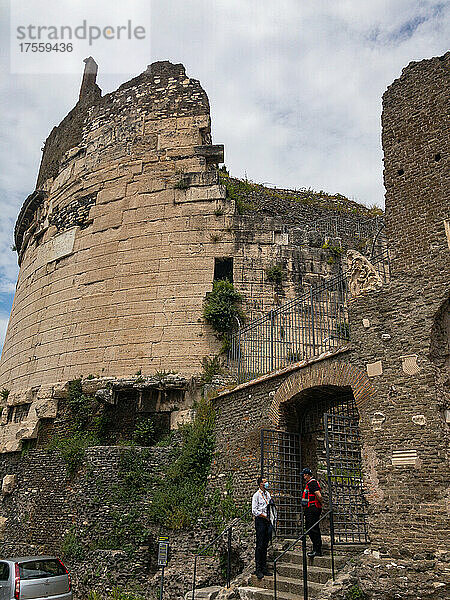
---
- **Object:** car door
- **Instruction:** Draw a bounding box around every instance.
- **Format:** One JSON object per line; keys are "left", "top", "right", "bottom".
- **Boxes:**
{"left": 0, "top": 562, "right": 10, "bottom": 600}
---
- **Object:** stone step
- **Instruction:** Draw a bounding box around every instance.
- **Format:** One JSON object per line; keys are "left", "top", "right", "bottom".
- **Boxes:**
{"left": 276, "top": 563, "right": 333, "bottom": 583}
{"left": 238, "top": 587, "right": 304, "bottom": 600}
{"left": 276, "top": 549, "right": 349, "bottom": 567}
{"left": 183, "top": 586, "right": 221, "bottom": 600}
{"left": 273, "top": 536, "right": 367, "bottom": 552}
{"left": 238, "top": 585, "right": 319, "bottom": 600}
{"left": 250, "top": 573, "right": 323, "bottom": 596}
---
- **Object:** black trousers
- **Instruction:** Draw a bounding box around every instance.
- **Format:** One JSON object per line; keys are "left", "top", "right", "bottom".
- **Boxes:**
{"left": 304, "top": 506, "right": 322, "bottom": 553}
{"left": 255, "top": 516, "right": 270, "bottom": 571}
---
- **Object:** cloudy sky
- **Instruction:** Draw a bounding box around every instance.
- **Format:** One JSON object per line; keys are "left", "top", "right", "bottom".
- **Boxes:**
{"left": 0, "top": 0, "right": 449, "bottom": 349}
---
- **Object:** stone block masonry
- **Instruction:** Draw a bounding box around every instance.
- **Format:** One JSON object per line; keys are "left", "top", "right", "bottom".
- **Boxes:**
{"left": 347, "top": 51, "right": 450, "bottom": 564}
{"left": 2, "top": 60, "right": 228, "bottom": 394}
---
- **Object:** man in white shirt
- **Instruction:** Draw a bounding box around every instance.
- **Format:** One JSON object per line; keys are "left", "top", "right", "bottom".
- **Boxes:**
{"left": 251, "top": 476, "right": 273, "bottom": 579}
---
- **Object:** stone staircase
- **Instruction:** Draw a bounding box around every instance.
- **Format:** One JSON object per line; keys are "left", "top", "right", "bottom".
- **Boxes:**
{"left": 186, "top": 537, "right": 366, "bottom": 600}
{"left": 238, "top": 537, "right": 366, "bottom": 600}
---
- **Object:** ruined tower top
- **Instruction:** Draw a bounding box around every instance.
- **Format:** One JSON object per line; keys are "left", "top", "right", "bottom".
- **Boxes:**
{"left": 78, "top": 56, "right": 102, "bottom": 102}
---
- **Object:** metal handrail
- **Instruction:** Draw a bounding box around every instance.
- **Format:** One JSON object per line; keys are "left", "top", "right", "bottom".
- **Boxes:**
{"left": 273, "top": 509, "right": 335, "bottom": 600}
{"left": 233, "top": 248, "right": 389, "bottom": 336}
{"left": 191, "top": 506, "right": 251, "bottom": 599}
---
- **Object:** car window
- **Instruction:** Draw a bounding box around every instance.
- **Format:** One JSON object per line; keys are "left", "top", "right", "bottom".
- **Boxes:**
{"left": 0, "top": 563, "right": 9, "bottom": 581}
{"left": 19, "top": 560, "right": 66, "bottom": 580}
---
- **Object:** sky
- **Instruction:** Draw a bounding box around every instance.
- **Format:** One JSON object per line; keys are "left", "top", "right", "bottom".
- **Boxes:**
{"left": 0, "top": 0, "right": 449, "bottom": 350}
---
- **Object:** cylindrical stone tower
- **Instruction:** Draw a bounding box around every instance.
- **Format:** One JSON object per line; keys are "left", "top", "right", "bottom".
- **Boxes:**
{"left": 1, "top": 59, "right": 228, "bottom": 393}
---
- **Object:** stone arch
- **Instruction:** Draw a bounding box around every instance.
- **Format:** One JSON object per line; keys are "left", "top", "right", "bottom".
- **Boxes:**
{"left": 268, "top": 360, "right": 376, "bottom": 427}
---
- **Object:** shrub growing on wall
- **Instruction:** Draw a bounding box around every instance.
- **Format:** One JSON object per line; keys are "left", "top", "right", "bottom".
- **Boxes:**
{"left": 265, "top": 263, "right": 286, "bottom": 286}
{"left": 203, "top": 280, "right": 245, "bottom": 351}
{"left": 148, "top": 397, "right": 215, "bottom": 529}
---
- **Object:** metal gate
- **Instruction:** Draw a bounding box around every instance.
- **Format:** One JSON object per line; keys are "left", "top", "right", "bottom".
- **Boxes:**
{"left": 324, "top": 413, "right": 369, "bottom": 544}
{"left": 260, "top": 429, "right": 302, "bottom": 537}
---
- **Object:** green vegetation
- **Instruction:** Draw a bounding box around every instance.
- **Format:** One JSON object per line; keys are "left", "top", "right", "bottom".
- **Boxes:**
{"left": 93, "top": 508, "right": 150, "bottom": 555}
{"left": 346, "top": 584, "right": 367, "bottom": 600}
{"left": 113, "top": 450, "right": 155, "bottom": 502}
{"left": 201, "top": 355, "right": 224, "bottom": 383}
{"left": 62, "top": 526, "right": 85, "bottom": 561}
{"left": 203, "top": 280, "right": 245, "bottom": 352}
{"left": 219, "top": 172, "right": 256, "bottom": 214}
{"left": 265, "top": 263, "right": 286, "bottom": 286}
{"left": 67, "top": 379, "right": 109, "bottom": 436}
{"left": 87, "top": 587, "right": 148, "bottom": 600}
{"left": 333, "top": 466, "right": 362, "bottom": 486}
{"left": 47, "top": 379, "right": 112, "bottom": 476}
{"left": 154, "top": 369, "right": 178, "bottom": 381}
{"left": 322, "top": 241, "right": 344, "bottom": 264}
{"left": 148, "top": 397, "right": 215, "bottom": 529}
{"left": 218, "top": 171, "right": 383, "bottom": 218}
{"left": 48, "top": 433, "right": 95, "bottom": 477}
{"left": 1, "top": 388, "right": 9, "bottom": 402}
{"left": 132, "top": 417, "right": 155, "bottom": 446}
{"left": 209, "top": 475, "right": 245, "bottom": 531}
{"left": 155, "top": 432, "right": 175, "bottom": 447}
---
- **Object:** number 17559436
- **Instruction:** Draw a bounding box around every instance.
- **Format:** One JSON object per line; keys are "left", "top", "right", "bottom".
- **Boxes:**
{"left": 19, "top": 42, "right": 73, "bottom": 52}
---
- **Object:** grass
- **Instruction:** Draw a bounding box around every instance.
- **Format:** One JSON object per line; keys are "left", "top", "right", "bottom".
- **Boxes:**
{"left": 218, "top": 171, "right": 383, "bottom": 218}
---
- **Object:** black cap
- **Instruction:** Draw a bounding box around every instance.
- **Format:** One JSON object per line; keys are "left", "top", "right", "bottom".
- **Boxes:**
{"left": 301, "top": 468, "right": 312, "bottom": 475}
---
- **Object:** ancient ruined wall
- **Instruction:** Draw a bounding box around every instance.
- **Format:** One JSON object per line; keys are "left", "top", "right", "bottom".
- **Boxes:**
{"left": 382, "top": 52, "right": 449, "bottom": 272}
{"left": 338, "top": 54, "right": 450, "bottom": 599}
{"left": 0, "top": 444, "right": 231, "bottom": 600}
{"left": 210, "top": 53, "right": 450, "bottom": 599}
{"left": 210, "top": 351, "right": 353, "bottom": 503}
{"left": 0, "top": 60, "right": 380, "bottom": 401}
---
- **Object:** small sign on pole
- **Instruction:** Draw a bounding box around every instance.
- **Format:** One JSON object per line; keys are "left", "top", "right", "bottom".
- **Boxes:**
{"left": 158, "top": 536, "right": 169, "bottom": 599}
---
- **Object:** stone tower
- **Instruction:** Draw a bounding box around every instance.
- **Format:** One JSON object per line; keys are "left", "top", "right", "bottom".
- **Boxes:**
{"left": 1, "top": 59, "right": 227, "bottom": 392}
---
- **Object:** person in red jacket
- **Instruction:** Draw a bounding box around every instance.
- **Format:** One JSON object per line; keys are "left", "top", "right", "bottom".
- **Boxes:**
{"left": 301, "top": 468, "right": 323, "bottom": 557}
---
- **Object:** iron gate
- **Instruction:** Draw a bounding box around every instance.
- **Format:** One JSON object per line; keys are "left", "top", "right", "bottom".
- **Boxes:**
{"left": 260, "top": 429, "right": 302, "bottom": 537}
{"left": 324, "top": 413, "right": 369, "bottom": 544}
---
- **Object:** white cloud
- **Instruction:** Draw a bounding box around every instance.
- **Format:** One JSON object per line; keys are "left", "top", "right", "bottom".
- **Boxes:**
{"left": 0, "top": 318, "right": 8, "bottom": 348}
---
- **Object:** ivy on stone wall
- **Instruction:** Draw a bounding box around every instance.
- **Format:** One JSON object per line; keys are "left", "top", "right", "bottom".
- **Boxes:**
{"left": 201, "top": 355, "right": 224, "bottom": 383}
{"left": 322, "top": 241, "right": 344, "bottom": 265}
{"left": 219, "top": 170, "right": 384, "bottom": 218}
{"left": 265, "top": 263, "right": 286, "bottom": 286}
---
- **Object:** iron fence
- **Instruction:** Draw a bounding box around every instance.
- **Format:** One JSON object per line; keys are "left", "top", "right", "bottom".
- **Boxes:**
{"left": 228, "top": 249, "right": 390, "bottom": 383}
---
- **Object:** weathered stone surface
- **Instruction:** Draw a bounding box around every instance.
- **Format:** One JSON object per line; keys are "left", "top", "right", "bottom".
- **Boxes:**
{"left": 2, "top": 474, "right": 16, "bottom": 495}
{"left": 346, "top": 249, "right": 383, "bottom": 297}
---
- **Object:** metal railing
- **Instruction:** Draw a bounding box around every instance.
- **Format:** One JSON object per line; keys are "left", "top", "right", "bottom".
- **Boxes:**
{"left": 191, "top": 507, "right": 251, "bottom": 599}
{"left": 228, "top": 248, "right": 390, "bottom": 383}
{"left": 273, "top": 509, "right": 335, "bottom": 600}
{"left": 307, "top": 213, "right": 384, "bottom": 242}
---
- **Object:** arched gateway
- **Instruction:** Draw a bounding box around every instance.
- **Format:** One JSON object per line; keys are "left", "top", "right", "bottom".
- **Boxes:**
{"left": 261, "top": 361, "right": 375, "bottom": 543}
